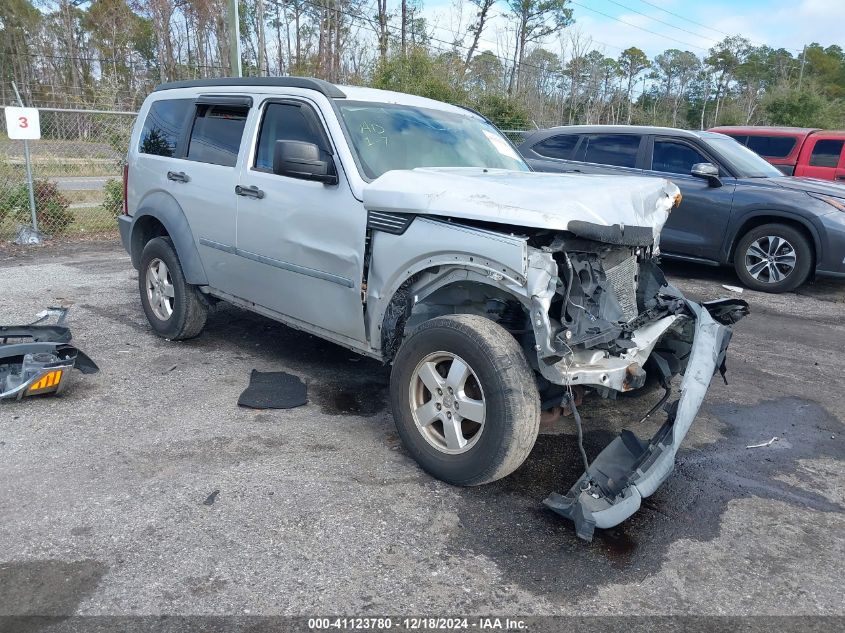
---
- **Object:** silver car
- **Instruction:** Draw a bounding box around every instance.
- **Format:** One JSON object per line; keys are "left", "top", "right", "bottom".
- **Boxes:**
{"left": 119, "top": 77, "right": 747, "bottom": 540}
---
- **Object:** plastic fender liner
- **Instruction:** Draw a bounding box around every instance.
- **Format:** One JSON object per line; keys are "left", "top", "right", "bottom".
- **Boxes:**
{"left": 543, "top": 299, "right": 744, "bottom": 541}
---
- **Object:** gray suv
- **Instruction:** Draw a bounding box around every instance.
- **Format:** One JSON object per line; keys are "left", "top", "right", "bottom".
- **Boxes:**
{"left": 119, "top": 78, "right": 746, "bottom": 540}
{"left": 519, "top": 125, "right": 845, "bottom": 293}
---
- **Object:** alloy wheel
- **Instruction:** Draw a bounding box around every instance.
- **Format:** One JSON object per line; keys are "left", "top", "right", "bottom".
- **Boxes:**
{"left": 145, "top": 257, "right": 175, "bottom": 320}
{"left": 745, "top": 235, "right": 797, "bottom": 284}
{"left": 409, "top": 351, "right": 486, "bottom": 455}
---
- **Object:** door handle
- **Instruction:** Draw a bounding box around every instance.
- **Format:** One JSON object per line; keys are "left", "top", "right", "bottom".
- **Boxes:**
{"left": 235, "top": 184, "right": 265, "bottom": 199}
{"left": 167, "top": 170, "right": 189, "bottom": 183}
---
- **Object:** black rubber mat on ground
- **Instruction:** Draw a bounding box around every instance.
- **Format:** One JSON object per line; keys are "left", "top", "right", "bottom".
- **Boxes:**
{"left": 237, "top": 370, "right": 307, "bottom": 409}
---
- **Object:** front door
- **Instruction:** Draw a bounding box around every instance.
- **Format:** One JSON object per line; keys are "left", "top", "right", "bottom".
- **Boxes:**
{"left": 645, "top": 137, "right": 736, "bottom": 261}
{"left": 234, "top": 98, "right": 368, "bottom": 343}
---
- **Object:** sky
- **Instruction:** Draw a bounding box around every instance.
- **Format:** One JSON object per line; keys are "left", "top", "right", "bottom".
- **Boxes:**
{"left": 420, "top": 0, "right": 845, "bottom": 61}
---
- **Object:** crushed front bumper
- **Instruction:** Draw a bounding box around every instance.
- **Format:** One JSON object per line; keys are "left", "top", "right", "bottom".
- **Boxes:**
{"left": 544, "top": 299, "right": 744, "bottom": 541}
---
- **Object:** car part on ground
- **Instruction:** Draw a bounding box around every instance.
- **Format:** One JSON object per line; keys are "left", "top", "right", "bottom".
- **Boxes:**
{"left": 237, "top": 370, "right": 307, "bottom": 409}
{"left": 544, "top": 289, "right": 749, "bottom": 541}
{"left": 0, "top": 308, "right": 99, "bottom": 401}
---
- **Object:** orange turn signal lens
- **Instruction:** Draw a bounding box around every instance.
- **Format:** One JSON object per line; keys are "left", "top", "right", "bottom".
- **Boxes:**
{"left": 673, "top": 193, "right": 683, "bottom": 208}
{"left": 27, "top": 370, "right": 63, "bottom": 393}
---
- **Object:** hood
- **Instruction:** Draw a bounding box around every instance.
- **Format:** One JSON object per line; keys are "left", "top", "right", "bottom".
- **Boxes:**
{"left": 749, "top": 175, "right": 845, "bottom": 197}
{"left": 362, "top": 168, "right": 680, "bottom": 243}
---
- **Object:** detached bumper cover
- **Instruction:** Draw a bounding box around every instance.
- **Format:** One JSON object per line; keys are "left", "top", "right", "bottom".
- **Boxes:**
{"left": 544, "top": 298, "right": 745, "bottom": 541}
{"left": 1, "top": 308, "right": 99, "bottom": 401}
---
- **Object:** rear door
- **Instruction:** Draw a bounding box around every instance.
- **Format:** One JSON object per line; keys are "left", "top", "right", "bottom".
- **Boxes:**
{"left": 644, "top": 136, "right": 736, "bottom": 261}
{"left": 181, "top": 96, "right": 252, "bottom": 292}
{"left": 523, "top": 132, "right": 645, "bottom": 176}
{"left": 795, "top": 136, "right": 845, "bottom": 181}
{"left": 570, "top": 133, "right": 645, "bottom": 175}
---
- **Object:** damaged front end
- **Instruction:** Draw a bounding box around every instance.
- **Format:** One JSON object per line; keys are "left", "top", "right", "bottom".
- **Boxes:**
{"left": 525, "top": 225, "right": 748, "bottom": 541}
{"left": 1, "top": 308, "right": 99, "bottom": 401}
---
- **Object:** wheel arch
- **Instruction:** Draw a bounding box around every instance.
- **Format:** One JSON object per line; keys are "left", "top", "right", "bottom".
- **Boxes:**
{"left": 726, "top": 212, "right": 820, "bottom": 268}
{"left": 376, "top": 264, "right": 535, "bottom": 363}
{"left": 129, "top": 191, "right": 208, "bottom": 285}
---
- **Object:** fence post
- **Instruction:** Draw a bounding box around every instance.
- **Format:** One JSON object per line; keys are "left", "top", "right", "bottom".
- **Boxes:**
{"left": 11, "top": 82, "right": 39, "bottom": 240}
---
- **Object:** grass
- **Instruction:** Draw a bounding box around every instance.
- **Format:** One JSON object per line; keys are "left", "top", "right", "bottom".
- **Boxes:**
{"left": 0, "top": 205, "right": 118, "bottom": 241}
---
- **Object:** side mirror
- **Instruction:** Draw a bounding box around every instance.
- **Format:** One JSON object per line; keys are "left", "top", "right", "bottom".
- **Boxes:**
{"left": 273, "top": 140, "right": 338, "bottom": 185}
{"left": 691, "top": 162, "right": 722, "bottom": 187}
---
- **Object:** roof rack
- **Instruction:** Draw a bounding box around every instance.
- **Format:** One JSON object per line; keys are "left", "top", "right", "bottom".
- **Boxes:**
{"left": 153, "top": 77, "right": 346, "bottom": 99}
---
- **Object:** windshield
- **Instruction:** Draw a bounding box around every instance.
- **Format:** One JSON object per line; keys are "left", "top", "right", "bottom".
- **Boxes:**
{"left": 336, "top": 101, "right": 530, "bottom": 179}
{"left": 703, "top": 136, "right": 783, "bottom": 178}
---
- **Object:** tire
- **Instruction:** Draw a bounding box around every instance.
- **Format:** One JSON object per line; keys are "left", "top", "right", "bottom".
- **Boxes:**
{"left": 138, "top": 237, "right": 208, "bottom": 340}
{"left": 390, "top": 314, "right": 540, "bottom": 486}
{"left": 733, "top": 223, "right": 812, "bottom": 293}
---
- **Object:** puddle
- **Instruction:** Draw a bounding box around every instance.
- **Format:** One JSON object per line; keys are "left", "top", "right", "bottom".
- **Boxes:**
{"left": 310, "top": 381, "right": 389, "bottom": 417}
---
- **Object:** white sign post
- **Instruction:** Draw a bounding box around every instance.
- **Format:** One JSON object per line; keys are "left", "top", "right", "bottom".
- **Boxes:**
{"left": 4, "top": 106, "right": 41, "bottom": 140}
{"left": 6, "top": 84, "right": 41, "bottom": 242}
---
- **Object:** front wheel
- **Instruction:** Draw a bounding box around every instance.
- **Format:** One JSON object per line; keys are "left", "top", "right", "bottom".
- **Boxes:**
{"left": 733, "top": 223, "right": 812, "bottom": 293}
{"left": 390, "top": 314, "right": 540, "bottom": 486}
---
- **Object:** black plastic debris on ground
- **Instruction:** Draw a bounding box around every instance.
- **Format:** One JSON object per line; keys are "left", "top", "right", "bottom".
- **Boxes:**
{"left": 237, "top": 370, "right": 307, "bottom": 409}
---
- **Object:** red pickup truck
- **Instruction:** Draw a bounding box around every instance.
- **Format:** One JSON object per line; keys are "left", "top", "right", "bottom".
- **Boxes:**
{"left": 709, "top": 126, "right": 845, "bottom": 182}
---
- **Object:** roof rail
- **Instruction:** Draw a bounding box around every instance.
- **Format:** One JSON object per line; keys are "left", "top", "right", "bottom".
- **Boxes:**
{"left": 153, "top": 77, "right": 346, "bottom": 99}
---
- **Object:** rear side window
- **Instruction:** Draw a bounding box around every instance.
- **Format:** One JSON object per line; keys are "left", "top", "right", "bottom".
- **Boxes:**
{"left": 139, "top": 99, "right": 192, "bottom": 157}
{"left": 254, "top": 102, "right": 327, "bottom": 171}
{"left": 577, "top": 134, "right": 641, "bottom": 168}
{"left": 723, "top": 134, "right": 748, "bottom": 146}
{"left": 532, "top": 134, "right": 579, "bottom": 160}
{"left": 651, "top": 140, "right": 708, "bottom": 175}
{"left": 746, "top": 135, "right": 796, "bottom": 158}
{"left": 809, "top": 139, "right": 844, "bottom": 167}
{"left": 186, "top": 104, "right": 249, "bottom": 167}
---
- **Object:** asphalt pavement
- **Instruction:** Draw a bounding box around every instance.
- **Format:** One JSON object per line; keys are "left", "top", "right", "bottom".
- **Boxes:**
{"left": 0, "top": 241, "right": 843, "bottom": 620}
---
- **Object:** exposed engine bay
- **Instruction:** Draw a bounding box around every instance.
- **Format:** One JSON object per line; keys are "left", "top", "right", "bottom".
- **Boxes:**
{"left": 519, "top": 227, "right": 748, "bottom": 541}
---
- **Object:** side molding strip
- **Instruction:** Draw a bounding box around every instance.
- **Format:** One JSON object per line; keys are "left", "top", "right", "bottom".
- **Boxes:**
{"left": 199, "top": 238, "right": 355, "bottom": 288}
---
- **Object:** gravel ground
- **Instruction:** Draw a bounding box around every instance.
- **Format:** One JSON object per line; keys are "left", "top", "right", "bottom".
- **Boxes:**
{"left": 0, "top": 242, "right": 843, "bottom": 623}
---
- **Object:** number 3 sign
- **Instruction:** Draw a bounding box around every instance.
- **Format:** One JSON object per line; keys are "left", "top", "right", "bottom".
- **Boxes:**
{"left": 4, "top": 106, "right": 41, "bottom": 140}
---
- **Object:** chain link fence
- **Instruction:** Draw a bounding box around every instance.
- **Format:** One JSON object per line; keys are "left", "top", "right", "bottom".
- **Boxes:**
{"left": 0, "top": 105, "right": 543, "bottom": 244}
{"left": 1, "top": 107, "right": 137, "bottom": 242}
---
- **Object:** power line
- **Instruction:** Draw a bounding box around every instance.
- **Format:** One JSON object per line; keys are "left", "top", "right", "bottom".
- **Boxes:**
{"left": 568, "top": 1, "right": 709, "bottom": 51}
{"left": 600, "top": 0, "right": 720, "bottom": 45}
{"left": 634, "top": 0, "right": 732, "bottom": 38}
{"left": 633, "top": 0, "right": 805, "bottom": 54}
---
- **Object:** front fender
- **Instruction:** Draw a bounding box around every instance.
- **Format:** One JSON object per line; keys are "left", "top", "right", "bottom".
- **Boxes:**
{"left": 130, "top": 190, "right": 208, "bottom": 286}
{"left": 366, "top": 218, "right": 530, "bottom": 354}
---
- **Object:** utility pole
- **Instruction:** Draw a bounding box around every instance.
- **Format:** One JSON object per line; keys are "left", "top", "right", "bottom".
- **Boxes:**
{"left": 798, "top": 45, "right": 807, "bottom": 91}
{"left": 257, "top": 0, "right": 266, "bottom": 76}
{"left": 228, "top": 0, "right": 242, "bottom": 77}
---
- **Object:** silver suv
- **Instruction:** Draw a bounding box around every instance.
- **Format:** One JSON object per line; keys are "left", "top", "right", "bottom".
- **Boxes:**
{"left": 119, "top": 77, "right": 747, "bottom": 540}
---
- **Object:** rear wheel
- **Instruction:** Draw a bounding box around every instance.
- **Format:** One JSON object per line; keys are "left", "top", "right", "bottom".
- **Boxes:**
{"left": 139, "top": 237, "right": 208, "bottom": 340}
{"left": 734, "top": 223, "right": 812, "bottom": 293}
{"left": 390, "top": 314, "right": 540, "bottom": 486}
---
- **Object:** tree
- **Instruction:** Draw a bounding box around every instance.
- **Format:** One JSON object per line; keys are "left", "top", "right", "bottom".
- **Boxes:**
{"left": 617, "top": 47, "right": 649, "bottom": 124}
{"left": 506, "top": 0, "right": 573, "bottom": 95}
{"left": 462, "top": 0, "right": 496, "bottom": 71}
{"left": 705, "top": 35, "right": 751, "bottom": 126}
